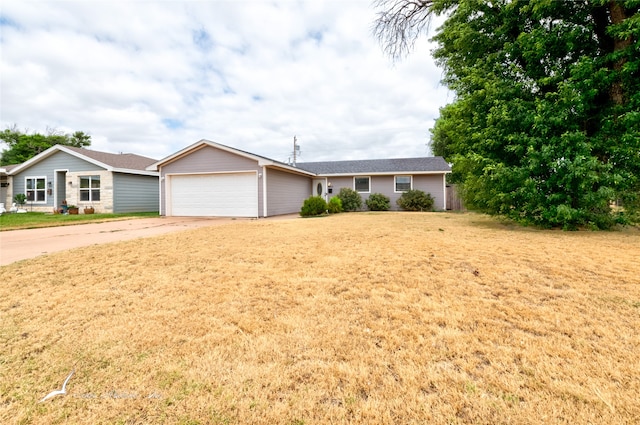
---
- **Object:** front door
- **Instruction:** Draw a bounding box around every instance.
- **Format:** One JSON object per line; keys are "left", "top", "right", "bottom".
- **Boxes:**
{"left": 312, "top": 178, "right": 327, "bottom": 201}
{"left": 55, "top": 170, "right": 67, "bottom": 210}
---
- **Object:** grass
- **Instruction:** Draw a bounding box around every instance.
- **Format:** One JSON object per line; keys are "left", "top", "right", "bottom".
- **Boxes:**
{"left": 1, "top": 212, "right": 639, "bottom": 424}
{"left": 0, "top": 212, "right": 160, "bottom": 231}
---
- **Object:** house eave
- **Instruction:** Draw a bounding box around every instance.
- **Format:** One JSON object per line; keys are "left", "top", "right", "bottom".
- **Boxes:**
{"left": 262, "top": 163, "right": 317, "bottom": 177}
{"left": 147, "top": 139, "right": 317, "bottom": 176}
{"left": 9, "top": 145, "right": 112, "bottom": 174}
{"left": 316, "top": 170, "right": 451, "bottom": 177}
{"left": 112, "top": 168, "right": 160, "bottom": 177}
{"left": 148, "top": 139, "right": 268, "bottom": 170}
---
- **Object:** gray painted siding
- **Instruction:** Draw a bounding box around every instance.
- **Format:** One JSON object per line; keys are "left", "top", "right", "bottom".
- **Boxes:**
{"left": 325, "top": 174, "right": 446, "bottom": 210}
{"left": 113, "top": 173, "right": 160, "bottom": 213}
{"left": 265, "top": 168, "right": 312, "bottom": 216}
{"left": 413, "top": 175, "right": 446, "bottom": 210}
{"left": 1, "top": 175, "right": 8, "bottom": 206}
{"left": 11, "top": 151, "right": 104, "bottom": 208}
{"left": 160, "top": 145, "right": 263, "bottom": 216}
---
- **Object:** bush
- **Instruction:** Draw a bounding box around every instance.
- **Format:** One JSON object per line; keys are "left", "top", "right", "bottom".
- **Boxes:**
{"left": 365, "top": 193, "right": 391, "bottom": 211}
{"left": 300, "top": 196, "right": 327, "bottom": 217}
{"left": 396, "top": 190, "right": 435, "bottom": 211}
{"left": 13, "top": 193, "right": 26, "bottom": 206}
{"left": 337, "top": 188, "right": 362, "bottom": 212}
{"left": 327, "top": 196, "right": 343, "bottom": 214}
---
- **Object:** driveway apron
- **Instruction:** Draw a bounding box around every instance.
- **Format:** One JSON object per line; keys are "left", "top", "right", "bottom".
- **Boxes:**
{"left": 0, "top": 217, "right": 247, "bottom": 266}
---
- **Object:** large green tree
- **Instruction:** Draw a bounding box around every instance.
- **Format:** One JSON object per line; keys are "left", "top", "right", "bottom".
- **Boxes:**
{"left": 0, "top": 126, "right": 92, "bottom": 164}
{"left": 375, "top": 0, "right": 639, "bottom": 229}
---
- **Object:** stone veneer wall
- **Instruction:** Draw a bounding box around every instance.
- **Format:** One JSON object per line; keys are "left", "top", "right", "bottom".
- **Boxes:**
{"left": 64, "top": 170, "right": 113, "bottom": 214}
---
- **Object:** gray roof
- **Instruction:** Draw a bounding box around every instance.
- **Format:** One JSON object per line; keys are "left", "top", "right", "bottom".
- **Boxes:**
{"left": 64, "top": 146, "right": 157, "bottom": 171}
{"left": 296, "top": 157, "right": 451, "bottom": 175}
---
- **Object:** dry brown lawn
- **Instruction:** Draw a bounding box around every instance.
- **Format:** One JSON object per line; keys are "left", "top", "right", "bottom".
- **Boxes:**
{"left": 1, "top": 212, "right": 639, "bottom": 425}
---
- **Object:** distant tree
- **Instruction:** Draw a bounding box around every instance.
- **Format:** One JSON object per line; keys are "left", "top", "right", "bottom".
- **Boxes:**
{"left": 374, "top": 0, "right": 640, "bottom": 229}
{"left": 0, "top": 126, "right": 92, "bottom": 164}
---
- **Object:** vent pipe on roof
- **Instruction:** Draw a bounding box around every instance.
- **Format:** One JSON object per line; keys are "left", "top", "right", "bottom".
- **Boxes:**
{"left": 292, "top": 135, "right": 300, "bottom": 167}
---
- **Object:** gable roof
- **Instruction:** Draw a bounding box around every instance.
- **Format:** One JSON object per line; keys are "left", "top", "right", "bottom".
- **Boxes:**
{"left": 9, "top": 145, "right": 159, "bottom": 176}
{"left": 296, "top": 157, "right": 451, "bottom": 176}
{"left": 63, "top": 146, "right": 157, "bottom": 170}
{"left": 0, "top": 164, "right": 20, "bottom": 175}
{"left": 147, "top": 139, "right": 316, "bottom": 176}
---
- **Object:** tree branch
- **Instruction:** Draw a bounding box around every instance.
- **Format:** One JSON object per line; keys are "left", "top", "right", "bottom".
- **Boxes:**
{"left": 373, "top": 0, "right": 436, "bottom": 62}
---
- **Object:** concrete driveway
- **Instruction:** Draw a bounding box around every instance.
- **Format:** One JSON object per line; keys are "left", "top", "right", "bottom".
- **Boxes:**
{"left": 0, "top": 216, "right": 271, "bottom": 266}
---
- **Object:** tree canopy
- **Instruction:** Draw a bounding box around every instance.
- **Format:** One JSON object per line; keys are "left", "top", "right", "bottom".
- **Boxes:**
{"left": 0, "top": 126, "right": 92, "bottom": 165}
{"left": 375, "top": 0, "right": 639, "bottom": 229}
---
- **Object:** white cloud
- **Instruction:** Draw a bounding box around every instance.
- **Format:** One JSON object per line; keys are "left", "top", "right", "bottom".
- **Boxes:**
{"left": 0, "top": 0, "right": 451, "bottom": 163}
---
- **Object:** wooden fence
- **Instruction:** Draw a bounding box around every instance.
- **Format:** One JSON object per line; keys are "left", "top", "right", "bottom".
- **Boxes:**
{"left": 446, "top": 185, "right": 465, "bottom": 211}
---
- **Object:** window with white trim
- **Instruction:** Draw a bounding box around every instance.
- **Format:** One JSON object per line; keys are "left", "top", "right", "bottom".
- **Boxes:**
{"left": 80, "top": 175, "right": 100, "bottom": 202}
{"left": 25, "top": 177, "right": 46, "bottom": 202}
{"left": 395, "top": 175, "right": 412, "bottom": 192}
{"left": 354, "top": 176, "right": 370, "bottom": 193}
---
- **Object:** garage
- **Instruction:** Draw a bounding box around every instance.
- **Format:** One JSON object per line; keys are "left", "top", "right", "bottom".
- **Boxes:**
{"left": 169, "top": 172, "right": 258, "bottom": 217}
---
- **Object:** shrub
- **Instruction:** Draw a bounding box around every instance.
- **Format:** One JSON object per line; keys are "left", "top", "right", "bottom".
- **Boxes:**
{"left": 327, "top": 196, "right": 343, "bottom": 214}
{"left": 337, "top": 188, "right": 362, "bottom": 212}
{"left": 365, "top": 193, "right": 391, "bottom": 211}
{"left": 13, "top": 193, "right": 26, "bottom": 206}
{"left": 300, "top": 196, "right": 327, "bottom": 217}
{"left": 396, "top": 190, "right": 435, "bottom": 211}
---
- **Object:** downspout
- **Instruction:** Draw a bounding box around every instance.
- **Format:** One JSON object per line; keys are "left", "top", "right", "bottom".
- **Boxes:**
{"left": 158, "top": 168, "right": 164, "bottom": 216}
{"left": 262, "top": 167, "right": 267, "bottom": 218}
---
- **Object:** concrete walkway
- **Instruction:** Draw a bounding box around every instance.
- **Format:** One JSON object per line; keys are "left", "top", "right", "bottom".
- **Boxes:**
{"left": 0, "top": 216, "right": 285, "bottom": 266}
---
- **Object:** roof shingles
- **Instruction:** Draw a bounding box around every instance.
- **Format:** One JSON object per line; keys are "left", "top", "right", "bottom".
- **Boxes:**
{"left": 64, "top": 146, "right": 157, "bottom": 171}
{"left": 296, "top": 157, "right": 451, "bottom": 175}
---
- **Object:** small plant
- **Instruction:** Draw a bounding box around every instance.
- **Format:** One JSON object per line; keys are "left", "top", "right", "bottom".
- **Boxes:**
{"left": 365, "top": 193, "right": 391, "bottom": 211}
{"left": 13, "top": 193, "right": 27, "bottom": 207}
{"left": 300, "top": 196, "right": 327, "bottom": 217}
{"left": 337, "top": 188, "right": 362, "bottom": 212}
{"left": 327, "top": 196, "right": 342, "bottom": 214}
{"left": 396, "top": 189, "right": 435, "bottom": 211}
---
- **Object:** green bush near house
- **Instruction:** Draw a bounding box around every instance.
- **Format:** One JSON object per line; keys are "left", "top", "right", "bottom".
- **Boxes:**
{"left": 13, "top": 193, "right": 27, "bottom": 206}
{"left": 396, "top": 190, "right": 435, "bottom": 212}
{"left": 300, "top": 196, "right": 327, "bottom": 217}
{"left": 365, "top": 193, "right": 391, "bottom": 211}
{"left": 337, "top": 188, "right": 362, "bottom": 212}
{"left": 327, "top": 196, "right": 343, "bottom": 214}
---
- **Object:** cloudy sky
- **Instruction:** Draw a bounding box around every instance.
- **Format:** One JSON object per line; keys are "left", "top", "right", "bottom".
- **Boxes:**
{"left": 1, "top": 0, "right": 450, "bottom": 163}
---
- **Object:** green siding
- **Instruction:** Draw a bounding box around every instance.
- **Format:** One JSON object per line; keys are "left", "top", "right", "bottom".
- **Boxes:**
{"left": 113, "top": 173, "right": 159, "bottom": 213}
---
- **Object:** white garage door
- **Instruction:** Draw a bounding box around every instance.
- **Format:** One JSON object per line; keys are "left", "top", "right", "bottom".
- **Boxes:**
{"left": 169, "top": 173, "right": 258, "bottom": 217}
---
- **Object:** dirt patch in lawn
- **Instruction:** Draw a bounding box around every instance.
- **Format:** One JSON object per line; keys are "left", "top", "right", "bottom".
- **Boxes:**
{"left": 1, "top": 212, "right": 639, "bottom": 424}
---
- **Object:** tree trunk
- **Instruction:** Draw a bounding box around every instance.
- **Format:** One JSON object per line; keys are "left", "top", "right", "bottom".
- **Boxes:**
{"left": 608, "top": 1, "right": 633, "bottom": 106}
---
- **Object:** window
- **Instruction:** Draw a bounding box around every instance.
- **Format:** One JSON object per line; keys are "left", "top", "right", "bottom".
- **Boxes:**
{"left": 80, "top": 175, "right": 100, "bottom": 202}
{"left": 395, "top": 175, "right": 412, "bottom": 192}
{"left": 25, "top": 177, "right": 46, "bottom": 202}
{"left": 354, "top": 176, "right": 370, "bottom": 193}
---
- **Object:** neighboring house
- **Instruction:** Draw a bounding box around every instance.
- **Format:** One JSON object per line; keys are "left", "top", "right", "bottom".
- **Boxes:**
{"left": 0, "top": 164, "right": 19, "bottom": 211}
{"left": 147, "top": 139, "right": 451, "bottom": 218}
{"left": 3, "top": 145, "right": 159, "bottom": 213}
{"left": 297, "top": 157, "right": 451, "bottom": 212}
